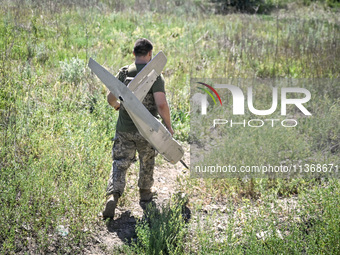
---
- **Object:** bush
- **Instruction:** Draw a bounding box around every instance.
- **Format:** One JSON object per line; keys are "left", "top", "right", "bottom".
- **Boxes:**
{"left": 59, "top": 57, "right": 85, "bottom": 85}
{"left": 210, "top": 0, "right": 275, "bottom": 14}
{"left": 131, "top": 195, "right": 188, "bottom": 254}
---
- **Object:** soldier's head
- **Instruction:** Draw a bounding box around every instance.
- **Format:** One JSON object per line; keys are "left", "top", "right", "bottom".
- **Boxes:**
{"left": 133, "top": 38, "right": 153, "bottom": 60}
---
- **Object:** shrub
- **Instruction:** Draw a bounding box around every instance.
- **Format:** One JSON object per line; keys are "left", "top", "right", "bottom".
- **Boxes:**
{"left": 59, "top": 57, "right": 85, "bottom": 85}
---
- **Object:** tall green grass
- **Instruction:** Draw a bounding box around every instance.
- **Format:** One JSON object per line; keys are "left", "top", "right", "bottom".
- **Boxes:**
{"left": 181, "top": 179, "right": 340, "bottom": 254}
{"left": 1, "top": 0, "right": 339, "bottom": 253}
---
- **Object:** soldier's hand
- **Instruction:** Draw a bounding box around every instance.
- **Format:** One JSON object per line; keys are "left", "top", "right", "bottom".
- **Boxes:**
{"left": 168, "top": 127, "right": 174, "bottom": 136}
{"left": 113, "top": 102, "right": 120, "bottom": 111}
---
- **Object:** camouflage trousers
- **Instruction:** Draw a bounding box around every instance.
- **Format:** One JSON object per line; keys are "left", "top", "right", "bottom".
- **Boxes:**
{"left": 106, "top": 131, "right": 156, "bottom": 197}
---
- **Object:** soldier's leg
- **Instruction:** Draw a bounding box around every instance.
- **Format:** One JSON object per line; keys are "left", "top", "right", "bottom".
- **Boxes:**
{"left": 106, "top": 131, "right": 136, "bottom": 197}
{"left": 135, "top": 132, "right": 156, "bottom": 199}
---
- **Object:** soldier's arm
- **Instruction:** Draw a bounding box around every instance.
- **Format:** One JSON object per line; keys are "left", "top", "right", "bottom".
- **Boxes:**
{"left": 107, "top": 71, "right": 125, "bottom": 110}
{"left": 154, "top": 91, "right": 174, "bottom": 136}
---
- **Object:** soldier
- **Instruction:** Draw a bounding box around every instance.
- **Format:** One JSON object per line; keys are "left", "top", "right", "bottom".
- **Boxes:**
{"left": 103, "top": 38, "right": 174, "bottom": 219}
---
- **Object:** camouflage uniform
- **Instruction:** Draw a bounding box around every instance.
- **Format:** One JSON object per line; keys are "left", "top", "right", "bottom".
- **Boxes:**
{"left": 106, "top": 131, "right": 156, "bottom": 196}
{"left": 106, "top": 63, "right": 164, "bottom": 197}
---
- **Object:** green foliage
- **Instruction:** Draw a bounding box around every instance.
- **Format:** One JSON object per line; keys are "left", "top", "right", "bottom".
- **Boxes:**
{"left": 59, "top": 57, "right": 85, "bottom": 85}
{"left": 303, "top": 0, "right": 340, "bottom": 7}
{"left": 179, "top": 180, "right": 340, "bottom": 254}
{"left": 211, "top": 0, "right": 276, "bottom": 14}
{"left": 0, "top": 0, "right": 339, "bottom": 253}
{"left": 211, "top": 0, "right": 340, "bottom": 12}
{"left": 130, "top": 195, "right": 188, "bottom": 254}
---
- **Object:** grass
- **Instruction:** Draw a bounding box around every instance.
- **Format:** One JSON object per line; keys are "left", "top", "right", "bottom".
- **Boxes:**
{"left": 0, "top": 0, "right": 339, "bottom": 254}
{"left": 128, "top": 195, "right": 188, "bottom": 255}
{"left": 190, "top": 78, "right": 339, "bottom": 179}
{"left": 183, "top": 179, "right": 340, "bottom": 254}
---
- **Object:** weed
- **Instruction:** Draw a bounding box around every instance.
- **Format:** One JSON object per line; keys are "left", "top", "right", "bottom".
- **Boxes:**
{"left": 0, "top": 0, "right": 339, "bottom": 253}
{"left": 59, "top": 57, "right": 85, "bottom": 85}
{"left": 130, "top": 194, "right": 188, "bottom": 254}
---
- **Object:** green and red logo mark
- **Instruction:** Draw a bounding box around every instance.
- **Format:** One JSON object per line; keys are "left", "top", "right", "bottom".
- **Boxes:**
{"left": 197, "top": 82, "right": 222, "bottom": 106}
